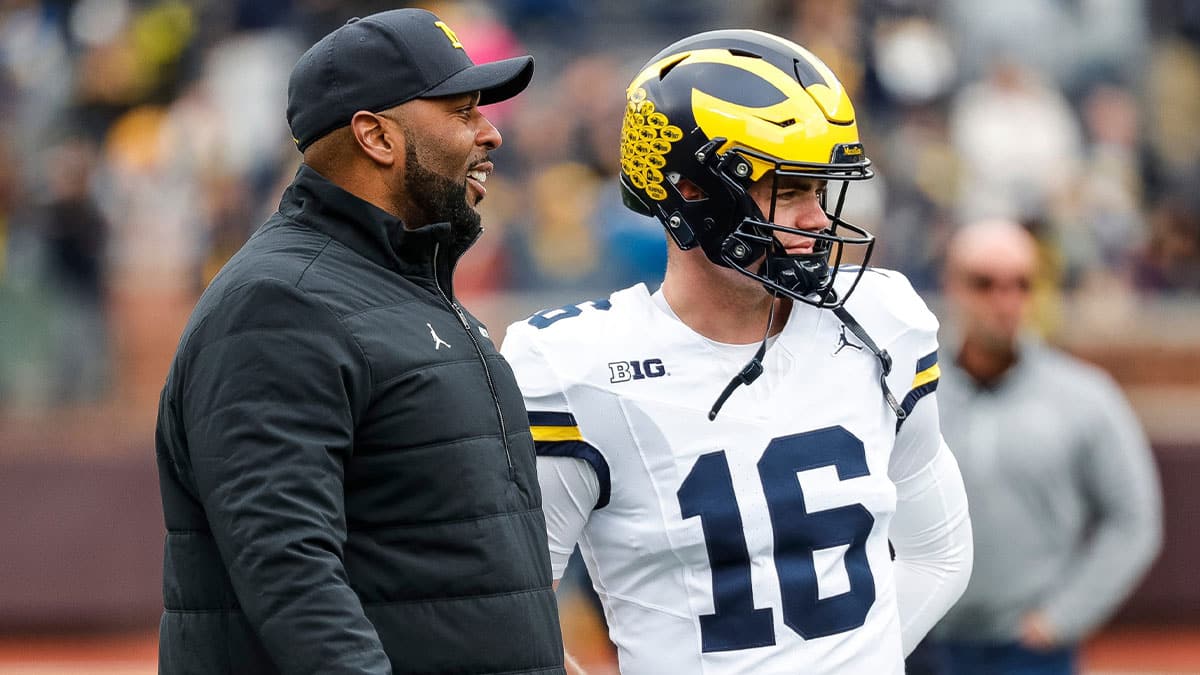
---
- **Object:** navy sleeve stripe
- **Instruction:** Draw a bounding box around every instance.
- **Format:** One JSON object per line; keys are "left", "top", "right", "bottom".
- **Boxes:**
{"left": 527, "top": 411, "right": 578, "bottom": 427}
{"left": 916, "top": 351, "right": 938, "bottom": 372}
{"left": 536, "top": 440, "right": 611, "bottom": 510}
{"left": 895, "top": 379, "right": 939, "bottom": 432}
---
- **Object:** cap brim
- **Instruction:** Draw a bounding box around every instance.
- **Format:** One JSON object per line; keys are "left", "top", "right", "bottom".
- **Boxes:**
{"left": 424, "top": 55, "right": 534, "bottom": 106}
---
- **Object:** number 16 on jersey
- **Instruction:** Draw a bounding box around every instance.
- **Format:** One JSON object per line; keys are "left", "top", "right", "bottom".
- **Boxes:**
{"left": 676, "top": 426, "right": 877, "bottom": 652}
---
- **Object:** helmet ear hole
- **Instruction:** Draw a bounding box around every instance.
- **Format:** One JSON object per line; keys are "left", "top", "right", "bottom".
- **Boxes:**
{"left": 674, "top": 177, "right": 707, "bottom": 202}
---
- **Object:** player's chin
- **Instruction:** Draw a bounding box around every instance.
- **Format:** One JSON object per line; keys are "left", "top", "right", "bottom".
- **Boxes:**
{"left": 719, "top": 262, "right": 767, "bottom": 293}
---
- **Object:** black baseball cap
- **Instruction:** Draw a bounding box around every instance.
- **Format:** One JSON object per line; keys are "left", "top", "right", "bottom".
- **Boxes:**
{"left": 287, "top": 8, "right": 534, "bottom": 151}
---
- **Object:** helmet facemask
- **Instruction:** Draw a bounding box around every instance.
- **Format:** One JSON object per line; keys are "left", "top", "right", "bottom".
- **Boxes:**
{"left": 717, "top": 145, "right": 876, "bottom": 309}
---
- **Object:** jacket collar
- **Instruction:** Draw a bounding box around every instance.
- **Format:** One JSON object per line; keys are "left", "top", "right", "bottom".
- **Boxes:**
{"left": 276, "top": 164, "right": 481, "bottom": 291}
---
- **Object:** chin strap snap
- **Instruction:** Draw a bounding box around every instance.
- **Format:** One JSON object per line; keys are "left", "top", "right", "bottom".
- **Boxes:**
{"left": 708, "top": 341, "right": 768, "bottom": 421}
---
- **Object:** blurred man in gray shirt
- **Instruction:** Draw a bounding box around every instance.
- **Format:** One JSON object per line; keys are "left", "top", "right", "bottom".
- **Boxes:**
{"left": 928, "top": 219, "right": 1162, "bottom": 675}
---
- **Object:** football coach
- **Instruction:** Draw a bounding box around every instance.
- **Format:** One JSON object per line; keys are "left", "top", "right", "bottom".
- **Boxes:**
{"left": 154, "top": 9, "right": 564, "bottom": 674}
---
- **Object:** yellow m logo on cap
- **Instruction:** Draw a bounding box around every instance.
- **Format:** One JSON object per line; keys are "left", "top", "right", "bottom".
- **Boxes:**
{"left": 434, "top": 21, "right": 463, "bottom": 49}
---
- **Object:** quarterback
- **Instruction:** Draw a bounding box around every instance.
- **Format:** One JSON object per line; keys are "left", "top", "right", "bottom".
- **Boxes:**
{"left": 503, "top": 30, "right": 972, "bottom": 674}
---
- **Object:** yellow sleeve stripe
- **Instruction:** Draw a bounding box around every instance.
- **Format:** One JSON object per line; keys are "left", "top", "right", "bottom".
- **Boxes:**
{"left": 911, "top": 362, "right": 941, "bottom": 390}
{"left": 531, "top": 425, "right": 583, "bottom": 442}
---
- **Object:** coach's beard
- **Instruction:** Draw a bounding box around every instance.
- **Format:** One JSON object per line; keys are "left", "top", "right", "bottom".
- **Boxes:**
{"left": 404, "top": 143, "right": 482, "bottom": 240}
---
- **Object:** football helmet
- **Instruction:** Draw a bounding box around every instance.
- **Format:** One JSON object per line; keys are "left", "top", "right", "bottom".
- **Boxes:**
{"left": 619, "top": 29, "right": 876, "bottom": 308}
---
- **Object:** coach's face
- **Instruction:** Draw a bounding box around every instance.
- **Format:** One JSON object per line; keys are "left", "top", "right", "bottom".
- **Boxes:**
{"left": 374, "top": 92, "right": 502, "bottom": 232}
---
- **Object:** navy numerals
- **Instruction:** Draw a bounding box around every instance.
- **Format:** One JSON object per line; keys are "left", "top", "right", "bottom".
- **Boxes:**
{"left": 677, "top": 426, "right": 877, "bottom": 652}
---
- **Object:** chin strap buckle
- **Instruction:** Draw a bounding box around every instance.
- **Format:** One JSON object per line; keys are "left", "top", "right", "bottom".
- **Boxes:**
{"left": 709, "top": 302, "right": 774, "bottom": 421}
{"left": 737, "top": 359, "right": 764, "bottom": 385}
{"left": 709, "top": 356, "right": 762, "bottom": 421}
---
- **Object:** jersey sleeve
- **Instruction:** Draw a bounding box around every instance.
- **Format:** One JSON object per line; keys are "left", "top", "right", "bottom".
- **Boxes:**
{"left": 889, "top": 437, "right": 973, "bottom": 654}
{"left": 503, "top": 320, "right": 616, "bottom": 579}
{"left": 502, "top": 320, "right": 611, "bottom": 508}
{"left": 874, "top": 271, "right": 942, "bottom": 482}
{"left": 866, "top": 273, "right": 971, "bottom": 653}
{"left": 500, "top": 320, "right": 573, "bottom": 415}
{"left": 537, "top": 455, "right": 600, "bottom": 579}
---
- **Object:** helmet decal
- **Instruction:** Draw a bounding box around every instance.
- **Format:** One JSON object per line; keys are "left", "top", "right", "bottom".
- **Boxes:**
{"left": 620, "top": 87, "right": 684, "bottom": 201}
{"left": 673, "top": 61, "right": 791, "bottom": 108}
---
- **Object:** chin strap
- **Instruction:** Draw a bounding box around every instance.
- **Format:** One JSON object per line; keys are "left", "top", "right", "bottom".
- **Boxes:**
{"left": 833, "top": 305, "right": 906, "bottom": 421}
{"left": 708, "top": 301, "right": 777, "bottom": 421}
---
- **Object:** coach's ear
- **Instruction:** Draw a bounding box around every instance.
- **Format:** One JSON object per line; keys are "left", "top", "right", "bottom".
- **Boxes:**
{"left": 351, "top": 110, "right": 402, "bottom": 168}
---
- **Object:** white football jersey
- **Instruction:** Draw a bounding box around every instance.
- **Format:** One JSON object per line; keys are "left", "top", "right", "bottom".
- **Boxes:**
{"left": 502, "top": 270, "right": 942, "bottom": 675}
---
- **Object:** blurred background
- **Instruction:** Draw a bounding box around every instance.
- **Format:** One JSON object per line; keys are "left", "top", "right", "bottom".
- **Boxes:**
{"left": 0, "top": 0, "right": 1198, "bottom": 672}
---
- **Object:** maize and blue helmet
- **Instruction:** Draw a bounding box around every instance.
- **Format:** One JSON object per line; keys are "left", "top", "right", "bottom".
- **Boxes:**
{"left": 619, "top": 29, "right": 876, "bottom": 308}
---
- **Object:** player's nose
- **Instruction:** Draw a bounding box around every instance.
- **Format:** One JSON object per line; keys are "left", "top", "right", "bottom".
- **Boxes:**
{"left": 794, "top": 195, "right": 831, "bottom": 232}
{"left": 777, "top": 198, "right": 829, "bottom": 252}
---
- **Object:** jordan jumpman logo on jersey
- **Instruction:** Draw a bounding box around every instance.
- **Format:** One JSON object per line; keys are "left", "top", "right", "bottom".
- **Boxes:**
{"left": 834, "top": 324, "right": 863, "bottom": 356}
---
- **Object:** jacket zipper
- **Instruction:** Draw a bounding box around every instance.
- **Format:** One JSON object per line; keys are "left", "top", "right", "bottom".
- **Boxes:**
{"left": 432, "top": 241, "right": 514, "bottom": 474}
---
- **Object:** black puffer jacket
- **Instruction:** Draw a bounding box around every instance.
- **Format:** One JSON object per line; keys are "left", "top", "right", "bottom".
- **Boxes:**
{"left": 155, "top": 165, "right": 564, "bottom": 674}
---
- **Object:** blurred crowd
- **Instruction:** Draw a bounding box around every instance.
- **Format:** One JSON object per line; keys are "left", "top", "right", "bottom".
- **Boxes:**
{"left": 2, "top": 0, "right": 1200, "bottom": 407}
